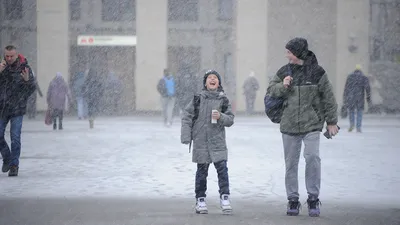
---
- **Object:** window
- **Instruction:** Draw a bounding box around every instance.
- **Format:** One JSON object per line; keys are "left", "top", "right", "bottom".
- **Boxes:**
{"left": 102, "top": 0, "right": 136, "bottom": 21}
{"left": 69, "top": 0, "right": 81, "bottom": 21}
{"left": 218, "top": 0, "right": 233, "bottom": 21}
{"left": 168, "top": 0, "right": 198, "bottom": 22}
{"left": 3, "top": 0, "right": 23, "bottom": 20}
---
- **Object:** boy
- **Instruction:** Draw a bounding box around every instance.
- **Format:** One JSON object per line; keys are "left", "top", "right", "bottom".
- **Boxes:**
{"left": 181, "top": 70, "right": 235, "bottom": 214}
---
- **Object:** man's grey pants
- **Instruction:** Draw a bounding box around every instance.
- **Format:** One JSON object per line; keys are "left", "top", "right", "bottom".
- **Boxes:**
{"left": 282, "top": 131, "right": 321, "bottom": 201}
{"left": 161, "top": 97, "right": 175, "bottom": 124}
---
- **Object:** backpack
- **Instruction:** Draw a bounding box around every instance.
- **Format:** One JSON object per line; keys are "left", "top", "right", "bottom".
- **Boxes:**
{"left": 163, "top": 77, "right": 175, "bottom": 96}
{"left": 264, "top": 64, "right": 291, "bottom": 124}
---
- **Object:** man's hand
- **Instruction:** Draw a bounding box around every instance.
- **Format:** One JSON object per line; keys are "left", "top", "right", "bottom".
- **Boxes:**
{"left": 212, "top": 110, "right": 221, "bottom": 120}
{"left": 21, "top": 67, "right": 30, "bottom": 81}
{"left": 283, "top": 76, "right": 293, "bottom": 88}
{"left": 182, "top": 140, "right": 190, "bottom": 145}
{"left": 327, "top": 125, "right": 339, "bottom": 137}
{"left": 0, "top": 60, "right": 6, "bottom": 73}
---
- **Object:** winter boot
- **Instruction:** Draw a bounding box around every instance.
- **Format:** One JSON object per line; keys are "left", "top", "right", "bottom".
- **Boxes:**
{"left": 8, "top": 165, "right": 19, "bottom": 177}
{"left": 59, "top": 120, "right": 63, "bottom": 130}
{"left": 286, "top": 200, "right": 301, "bottom": 216}
{"left": 220, "top": 194, "right": 232, "bottom": 214}
{"left": 307, "top": 198, "right": 321, "bottom": 217}
{"left": 89, "top": 119, "right": 94, "bottom": 129}
{"left": 195, "top": 197, "right": 208, "bottom": 214}
{"left": 53, "top": 122, "right": 57, "bottom": 130}
{"left": 2, "top": 161, "right": 10, "bottom": 173}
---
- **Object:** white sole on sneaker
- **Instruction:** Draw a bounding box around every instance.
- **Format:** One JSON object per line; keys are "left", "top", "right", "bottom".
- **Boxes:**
{"left": 221, "top": 206, "right": 232, "bottom": 215}
{"left": 196, "top": 209, "right": 208, "bottom": 214}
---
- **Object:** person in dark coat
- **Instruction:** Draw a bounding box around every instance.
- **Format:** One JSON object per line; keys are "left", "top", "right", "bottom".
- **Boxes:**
{"left": 47, "top": 72, "right": 70, "bottom": 130}
{"left": 82, "top": 67, "right": 104, "bottom": 128}
{"left": 0, "top": 45, "right": 36, "bottom": 177}
{"left": 242, "top": 71, "right": 260, "bottom": 115}
{"left": 343, "top": 64, "right": 372, "bottom": 132}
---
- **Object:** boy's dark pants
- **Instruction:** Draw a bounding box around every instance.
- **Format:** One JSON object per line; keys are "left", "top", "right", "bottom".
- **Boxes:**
{"left": 195, "top": 160, "right": 230, "bottom": 198}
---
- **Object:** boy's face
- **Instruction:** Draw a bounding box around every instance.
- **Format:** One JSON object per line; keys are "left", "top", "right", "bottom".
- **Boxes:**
{"left": 206, "top": 74, "right": 219, "bottom": 91}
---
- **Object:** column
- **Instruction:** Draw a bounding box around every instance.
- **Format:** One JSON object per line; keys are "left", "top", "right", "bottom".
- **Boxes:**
{"left": 336, "top": 0, "right": 370, "bottom": 107}
{"left": 36, "top": 0, "right": 69, "bottom": 111}
{"left": 135, "top": 0, "right": 168, "bottom": 111}
{"left": 235, "top": 0, "right": 268, "bottom": 113}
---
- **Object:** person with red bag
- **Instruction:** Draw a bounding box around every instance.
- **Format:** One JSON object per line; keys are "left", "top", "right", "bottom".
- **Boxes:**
{"left": 47, "top": 72, "right": 70, "bottom": 130}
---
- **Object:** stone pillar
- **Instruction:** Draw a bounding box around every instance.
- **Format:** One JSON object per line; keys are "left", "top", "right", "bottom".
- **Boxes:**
{"left": 235, "top": 0, "right": 268, "bottom": 113}
{"left": 336, "top": 0, "right": 370, "bottom": 107}
{"left": 36, "top": 0, "right": 69, "bottom": 111}
{"left": 135, "top": 0, "right": 168, "bottom": 111}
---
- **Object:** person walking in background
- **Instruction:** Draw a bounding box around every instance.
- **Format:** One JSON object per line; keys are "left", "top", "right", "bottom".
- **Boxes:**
{"left": 82, "top": 67, "right": 104, "bottom": 129}
{"left": 343, "top": 64, "right": 372, "bottom": 133}
{"left": 47, "top": 72, "right": 70, "bottom": 130}
{"left": 157, "top": 68, "right": 176, "bottom": 127}
{"left": 0, "top": 45, "right": 36, "bottom": 177}
{"left": 242, "top": 70, "right": 259, "bottom": 115}
{"left": 72, "top": 70, "right": 88, "bottom": 120}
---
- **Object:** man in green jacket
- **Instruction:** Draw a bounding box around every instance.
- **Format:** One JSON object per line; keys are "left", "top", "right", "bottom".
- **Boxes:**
{"left": 267, "top": 37, "right": 339, "bottom": 217}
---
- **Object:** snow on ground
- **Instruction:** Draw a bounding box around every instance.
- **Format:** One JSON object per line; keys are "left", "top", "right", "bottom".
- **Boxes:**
{"left": 1, "top": 115, "right": 399, "bottom": 207}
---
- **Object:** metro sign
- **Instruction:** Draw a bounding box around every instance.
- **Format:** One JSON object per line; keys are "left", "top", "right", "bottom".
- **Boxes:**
{"left": 77, "top": 35, "right": 136, "bottom": 46}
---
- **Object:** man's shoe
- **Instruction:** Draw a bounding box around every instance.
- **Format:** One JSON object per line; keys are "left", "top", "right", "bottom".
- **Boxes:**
{"left": 8, "top": 166, "right": 19, "bottom": 177}
{"left": 2, "top": 161, "right": 10, "bottom": 173}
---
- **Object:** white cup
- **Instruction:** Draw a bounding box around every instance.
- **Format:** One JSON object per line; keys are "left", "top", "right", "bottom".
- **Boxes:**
{"left": 211, "top": 110, "right": 218, "bottom": 124}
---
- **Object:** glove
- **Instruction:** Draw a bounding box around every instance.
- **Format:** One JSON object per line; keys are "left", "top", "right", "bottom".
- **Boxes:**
{"left": 181, "top": 140, "right": 190, "bottom": 145}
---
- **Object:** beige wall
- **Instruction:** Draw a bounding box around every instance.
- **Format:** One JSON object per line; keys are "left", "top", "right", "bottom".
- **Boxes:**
{"left": 336, "top": 0, "right": 370, "bottom": 107}
{"left": 135, "top": 0, "right": 168, "bottom": 111}
{"left": 235, "top": 0, "right": 268, "bottom": 112}
{"left": 36, "top": 0, "right": 69, "bottom": 111}
{"left": 25, "top": 0, "right": 370, "bottom": 112}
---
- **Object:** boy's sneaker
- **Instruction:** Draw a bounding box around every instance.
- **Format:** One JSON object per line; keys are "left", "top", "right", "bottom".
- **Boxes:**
{"left": 286, "top": 200, "right": 301, "bottom": 216}
{"left": 195, "top": 197, "right": 208, "bottom": 214}
{"left": 8, "top": 165, "right": 19, "bottom": 177}
{"left": 2, "top": 161, "right": 10, "bottom": 173}
{"left": 307, "top": 198, "right": 321, "bottom": 217}
{"left": 220, "top": 194, "right": 232, "bottom": 214}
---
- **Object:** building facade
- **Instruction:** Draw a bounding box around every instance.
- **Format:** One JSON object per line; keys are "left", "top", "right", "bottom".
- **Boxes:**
{"left": 0, "top": 0, "right": 371, "bottom": 114}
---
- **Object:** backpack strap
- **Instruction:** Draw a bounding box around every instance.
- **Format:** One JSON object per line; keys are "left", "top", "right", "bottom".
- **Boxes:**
{"left": 192, "top": 94, "right": 200, "bottom": 122}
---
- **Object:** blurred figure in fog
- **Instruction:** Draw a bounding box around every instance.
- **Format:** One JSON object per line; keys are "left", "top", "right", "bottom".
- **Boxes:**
{"left": 47, "top": 72, "right": 70, "bottom": 130}
{"left": 72, "top": 71, "right": 88, "bottom": 120}
{"left": 367, "top": 74, "right": 383, "bottom": 114}
{"left": 105, "top": 71, "right": 122, "bottom": 115}
{"left": 176, "top": 66, "right": 198, "bottom": 116}
{"left": 343, "top": 64, "right": 371, "bottom": 132}
{"left": 242, "top": 71, "right": 259, "bottom": 115}
{"left": 26, "top": 70, "right": 43, "bottom": 119}
{"left": 157, "top": 69, "right": 176, "bottom": 127}
{"left": 82, "top": 67, "right": 104, "bottom": 129}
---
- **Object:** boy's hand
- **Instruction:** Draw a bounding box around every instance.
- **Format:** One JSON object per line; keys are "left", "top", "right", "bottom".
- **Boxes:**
{"left": 212, "top": 110, "right": 220, "bottom": 120}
